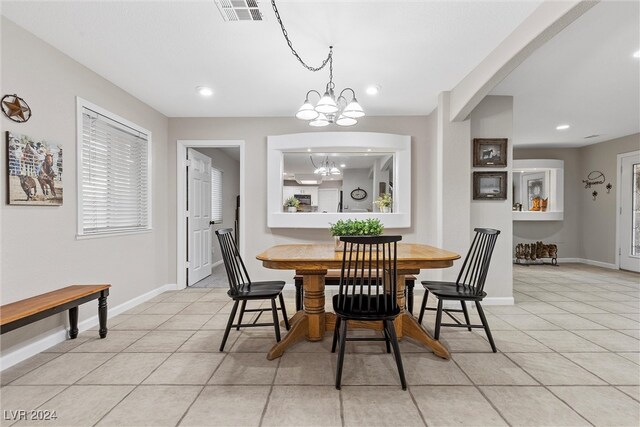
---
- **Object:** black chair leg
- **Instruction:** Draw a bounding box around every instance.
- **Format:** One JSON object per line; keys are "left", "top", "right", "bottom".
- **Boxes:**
{"left": 236, "top": 300, "right": 247, "bottom": 331}
{"left": 271, "top": 298, "right": 281, "bottom": 342}
{"left": 332, "top": 316, "right": 341, "bottom": 353}
{"left": 460, "top": 301, "right": 472, "bottom": 331}
{"left": 295, "top": 282, "right": 303, "bottom": 312}
{"left": 418, "top": 289, "right": 429, "bottom": 324}
{"left": 382, "top": 321, "right": 391, "bottom": 353}
{"left": 335, "top": 318, "right": 348, "bottom": 390}
{"left": 385, "top": 319, "right": 407, "bottom": 390}
{"left": 475, "top": 301, "right": 496, "bottom": 353}
{"left": 434, "top": 298, "right": 444, "bottom": 340}
{"left": 220, "top": 300, "right": 239, "bottom": 352}
{"left": 279, "top": 293, "right": 290, "bottom": 330}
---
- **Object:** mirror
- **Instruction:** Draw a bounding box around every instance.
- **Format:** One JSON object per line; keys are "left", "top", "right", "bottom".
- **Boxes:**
{"left": 282, "top": 152, "right": 394, "bottom": 213}
{"left": 267, "top": 132, "right": 411, "bottom": 228}
{"left": 512, "top": 159, "right": 564, "bottom": 221}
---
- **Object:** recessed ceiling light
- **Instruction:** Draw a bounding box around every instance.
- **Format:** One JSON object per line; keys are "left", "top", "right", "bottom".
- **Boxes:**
{"left": 196, "top": 86, "right": 213, "bottom": 97}
{"left": 556, "top": 124, "right": 570, "bottom": 130}
{"left": 340, "top": 164, "right": 346, "bottom": 168}
{"left": 367, "top": 148, "right": 372, "bottom": 152}
{"left": 633, "top": 50, "right": 640, "bottom": 58}
{"left": 366, "top": 85, "right": 380, "bottom": 96}
{"left": 307, "top": 148, "right": 311, "bottom": 152}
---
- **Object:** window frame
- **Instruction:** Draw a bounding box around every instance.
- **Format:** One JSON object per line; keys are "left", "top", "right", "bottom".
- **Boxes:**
{"left": 76, "top": 97, "right": 153, "bottom": 239}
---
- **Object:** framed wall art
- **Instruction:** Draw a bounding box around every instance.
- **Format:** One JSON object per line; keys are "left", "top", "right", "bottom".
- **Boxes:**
{"left": 473, "top": 171, "right": 507, "bottom": 200}
{"left": 6, "top": 131, "right": 63, "bottom": 206}
{"left": 473, "top": 138, "right": 507, "bottom": 167}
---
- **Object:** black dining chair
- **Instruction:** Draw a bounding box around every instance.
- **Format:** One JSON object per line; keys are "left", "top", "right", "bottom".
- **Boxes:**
{"left": 215, "top": 228, "right": 290, "bottom": 352}
{"left": 417, "top": 228, "right": 500, "bottom": 352}
{"left": 332, "top": 235, "right": 406, "bottom": 390}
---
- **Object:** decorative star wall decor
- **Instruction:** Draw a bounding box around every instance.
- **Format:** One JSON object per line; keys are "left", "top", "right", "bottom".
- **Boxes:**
{"left": 2, "top": 94, "right": 32, "bottom": 123}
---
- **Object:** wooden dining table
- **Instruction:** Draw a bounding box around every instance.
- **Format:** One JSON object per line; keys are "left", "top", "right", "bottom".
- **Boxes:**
{"left": 256, "top": 243, "right": 460, "bottom": 360}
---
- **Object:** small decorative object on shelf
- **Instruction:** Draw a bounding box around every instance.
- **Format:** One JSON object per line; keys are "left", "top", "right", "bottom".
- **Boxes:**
{"left": 606, "top": 183, "right": 612, "bottom": 193}
{"left": 329, "top": 218, "right": 384, "bottom": 251}
{"left": 592, "top": 190, "right": 598, "bottom": 201}
{"left": 284, "top": 196, "right": 300, "bottom": 213}
{"left": 2, "top": 94, "right": 32, "bottom": 123}
{"left": 515, "top": 242, "right": 558, "bottom": 266}
{"left": 374, "top": 192, "right": 392, "bottom": 213}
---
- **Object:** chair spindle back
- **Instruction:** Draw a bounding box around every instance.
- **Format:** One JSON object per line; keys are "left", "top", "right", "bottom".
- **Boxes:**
{"left": 455, "top": 228, "right": 500, "bottom": 294}
{"left": 215, "top": 228, "right": 251, "bottom": 294}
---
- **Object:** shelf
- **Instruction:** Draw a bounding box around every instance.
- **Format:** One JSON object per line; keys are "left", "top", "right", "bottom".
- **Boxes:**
{"left": 513, "top": 211, "right": 563, "bottom": 221}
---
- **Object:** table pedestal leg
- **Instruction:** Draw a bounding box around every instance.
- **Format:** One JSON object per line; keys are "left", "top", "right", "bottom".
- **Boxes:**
{"left": 401, "top": 313, "right": 450, "bottom": 359}
{"left": 267, "top": 315, "right": 308, "bottom": 360}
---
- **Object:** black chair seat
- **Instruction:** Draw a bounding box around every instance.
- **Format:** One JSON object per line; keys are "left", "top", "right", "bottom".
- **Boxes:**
{"left": 428, "top": 284, "right": 487, "bottom": 300}
{"left": 332, "top": 294, "right": 400, "bottom": 320}
{"left": 418, "top": 228, "right": 500, "bottom": 353}
{"left": 215, "top": 228, "right": 289, "bottom": 352}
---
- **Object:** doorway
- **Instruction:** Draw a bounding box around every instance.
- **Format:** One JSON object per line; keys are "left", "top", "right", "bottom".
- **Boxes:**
{"left": 177, "top": 140, "right": 245, "bottom": 288}
{"left": 617, "top": 150, "right": 640, "bottom": 272}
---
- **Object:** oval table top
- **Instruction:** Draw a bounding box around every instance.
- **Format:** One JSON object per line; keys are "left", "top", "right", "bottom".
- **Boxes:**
{"left": 256, "top": 243, "right": 460, "bottom": 271}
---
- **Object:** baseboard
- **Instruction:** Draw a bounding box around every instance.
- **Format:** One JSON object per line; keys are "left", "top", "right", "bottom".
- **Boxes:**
{"left": 211, "top": 260, "right": 223, "bottom": 269}
{"left": 0, "top": 283, "right": 179, "bottom": 372}
{"left": 483, "top": 297, "right": 515, "bottom": 306}
{"left": 556, "top": 258, "right": 618, "bottom": 270}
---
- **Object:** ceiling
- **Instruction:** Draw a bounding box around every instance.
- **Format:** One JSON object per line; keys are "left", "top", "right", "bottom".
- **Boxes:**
{"left": 1, "top": 0, "right": 541, "bottom": 118}
{"left": 491, "top": 1, "right": 640, "bottom": 148}
{"left": 2, "top": 1, "right": 636, "bottom": 148}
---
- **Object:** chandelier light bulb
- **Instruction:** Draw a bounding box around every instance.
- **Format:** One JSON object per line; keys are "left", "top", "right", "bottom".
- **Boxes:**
{"left": 336, "top": 115, "right": 358, "bottom": 127}
{"left": 296, "top": 101, "right": 319, "bottom": 120}
{"left": 343, "top": 99, "right": 365, "bottom": 118}
{"left": 315, "top": 91, "right": 339, "bottom": 114}
{"left": 310, "top": 113, "right": 330, "bottom": 127}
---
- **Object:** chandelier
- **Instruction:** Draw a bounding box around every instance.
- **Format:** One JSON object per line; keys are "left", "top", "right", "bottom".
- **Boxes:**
{"left": 271, "top": 1, "right": 365, "bottom": 127}
{"left": 311, "top": 156, "right": 340, "bottom": 176}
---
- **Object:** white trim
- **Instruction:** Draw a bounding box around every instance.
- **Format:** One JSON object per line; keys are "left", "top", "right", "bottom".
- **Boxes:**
{"left": 267, "top": 132, "right": 411, "bottom": 228}
{"left": 478, "top": 297, "right": 514, "bottom": 306}
{"left": 0, "top": 283, "right": 178, "bottom": 371}
{"left": 211, "top": 260, "right": 224, "bottom": 270}
{"left": 75, "top": 97, "right": 153, "bottom": 238}
{"left": 177, "top": 140, "right": 245, "bottom": 289}
{"left": 616, "top": 150, "right": 640, "bottom": 270}
{"left": 556, "top": 258, "right": 619, "bottom": 270}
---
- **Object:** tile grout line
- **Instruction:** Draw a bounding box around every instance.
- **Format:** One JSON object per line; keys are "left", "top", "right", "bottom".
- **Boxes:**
{"left": 258, "top": 356, "right": 281, "bottom": 427}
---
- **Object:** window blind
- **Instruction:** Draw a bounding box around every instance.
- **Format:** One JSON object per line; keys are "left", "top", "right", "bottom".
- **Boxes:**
{"left": 80, "top": 107, "right": 150, "bottom": 235}
{"left": 211, "top": 167, "right": 223, "bottom": 223}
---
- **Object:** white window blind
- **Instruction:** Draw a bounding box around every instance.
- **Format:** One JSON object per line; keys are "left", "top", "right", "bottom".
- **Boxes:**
{"left": 79, "top": 104, "right": 151, "bottom": 236}
{"left": 211, "top": 167, "right": 223, "bottom": 223}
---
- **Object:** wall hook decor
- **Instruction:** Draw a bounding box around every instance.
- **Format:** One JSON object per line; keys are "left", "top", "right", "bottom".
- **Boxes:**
{"left": 1, "top": 94, "right": 32, "bottom": 123}
{"left": 592, "top": 190, "right": 598, "bottom": 201}
{"left": 582, "top": 171, "right": 605, "bottom": 189}
{"left": 606, "top": 183, "right": 612, "bottom": 193}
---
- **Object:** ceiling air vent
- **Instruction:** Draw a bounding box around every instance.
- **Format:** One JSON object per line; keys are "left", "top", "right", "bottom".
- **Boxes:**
{"left": 214, "top": 0, "right": 265, "bottom": 22}
{"left": 584, "top": 134, "right": 600, "bottom": 139}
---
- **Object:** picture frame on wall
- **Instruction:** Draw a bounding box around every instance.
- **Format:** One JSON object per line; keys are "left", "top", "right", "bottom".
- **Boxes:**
{"left": 473, "top": 171, "right": 507, "bottom": 200}
{"left": 6, "top": 131, "right": 63, "bottom": 206}
{"left": 473, "top": 138, "right": 508, "bottom": 167}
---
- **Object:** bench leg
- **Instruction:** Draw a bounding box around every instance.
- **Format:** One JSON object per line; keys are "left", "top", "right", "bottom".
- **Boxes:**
{"left": 69, "top": 306, "right": 79, "bottom": 339}
{"left": 98, "top": 293, "right": 108, "bottom": 338}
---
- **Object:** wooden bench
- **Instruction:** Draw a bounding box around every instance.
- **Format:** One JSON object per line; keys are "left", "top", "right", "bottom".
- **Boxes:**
{"left": 294, "top": 272, "right": 417, "bottom": 314}
{"left": 0, "top": 285, "right": 111, "bottom": 339}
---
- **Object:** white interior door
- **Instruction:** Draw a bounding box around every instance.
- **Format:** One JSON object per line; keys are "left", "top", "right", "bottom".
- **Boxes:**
{"left": 188, "top": 148, "right": 212, "bottom": 285}
{"left": 619, "top": 151, "right": 640, "bottom": 272}
{"left": 318, "top": 189, "right": 339, "bottom": 212}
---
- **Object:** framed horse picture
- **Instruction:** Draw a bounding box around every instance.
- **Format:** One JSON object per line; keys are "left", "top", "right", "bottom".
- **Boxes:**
{"left": 6, "top": 131, "right": 63, "bottom": 206}
{"left": 473, "top": 138, "right": 508, "bottom": 167}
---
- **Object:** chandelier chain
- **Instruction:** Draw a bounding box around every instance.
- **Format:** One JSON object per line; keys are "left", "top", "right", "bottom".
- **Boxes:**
{"left": 271, "top": 0, "right": 333, "bottom": 73}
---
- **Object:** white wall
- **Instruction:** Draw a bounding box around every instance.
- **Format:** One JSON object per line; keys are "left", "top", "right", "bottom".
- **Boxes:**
{"left": 0, "top": 18, "right": 170, "bottom": 354}
{"left": 193, "top": 147, "right": 240, "bottom": 266}
{"left": 342, "top": 168, "right": 373, "bottom": 212}
{"left": 468, "top": 96, "right": 514, "bottom": 302}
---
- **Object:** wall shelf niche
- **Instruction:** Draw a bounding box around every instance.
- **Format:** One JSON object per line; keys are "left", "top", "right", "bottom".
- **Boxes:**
{"left": 512, "top": 159, "right": 564, "bottom": 221}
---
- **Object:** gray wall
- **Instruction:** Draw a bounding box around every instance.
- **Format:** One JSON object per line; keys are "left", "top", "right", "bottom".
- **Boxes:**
{"left": 514, "top": 132, "right": 640, "bottom": 264}
{"left": 167, "top": 116, "right": 438, "bottom": 284}
{"left": 342, "top": 168, "right": 373, "bottom": 212}
{"left": 0, "top": 18, "right": 170, "bottom": 352}
{"left": 193, "top": 148, "right": 240, "bottom": 266}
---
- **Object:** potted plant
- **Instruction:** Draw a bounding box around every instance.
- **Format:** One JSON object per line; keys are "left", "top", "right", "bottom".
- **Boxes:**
{"left": 329, "top": 218, "right": 384, "bottom": 251}
{"left": 374, "top": 193, "right": 392, "bottom": 213}
{"left": 284, "top": 196, "right": 300, "bottom": 213}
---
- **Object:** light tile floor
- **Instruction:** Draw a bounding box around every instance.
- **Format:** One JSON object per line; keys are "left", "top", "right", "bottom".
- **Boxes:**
{"left": 1, "top": 264, "right": 639, "bottom": 426}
